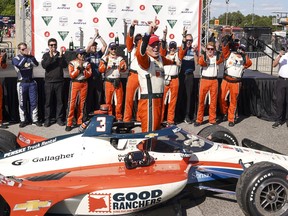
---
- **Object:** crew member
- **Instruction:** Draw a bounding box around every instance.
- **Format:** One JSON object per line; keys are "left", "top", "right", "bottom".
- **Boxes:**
{"left": 123, "top": 19, "right": 142, "bottom": 122}
{"left": 219, "top": 35, "right": 252, "bottom": 127}
{"left": 66, "top": 48, "right": 92, "bottom": 131}
{"left": 12, "top": 42, "right": 42, "bottom": 128}
{"left": 98, "top": 42, "right": 127, "bottom": 121}
{"left": 160, "top": 27, "right": 181, "bottom": 125}
{"left": 195, "top": 42, "right": 223, "bottom": 126}
{"left": 85, "top": 28, "right": 107, "bottom": 118}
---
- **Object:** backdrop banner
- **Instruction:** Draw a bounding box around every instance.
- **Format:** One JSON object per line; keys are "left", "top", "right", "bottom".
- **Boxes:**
{"left": 31, "top": 0, "right": 202, "bottom": 61}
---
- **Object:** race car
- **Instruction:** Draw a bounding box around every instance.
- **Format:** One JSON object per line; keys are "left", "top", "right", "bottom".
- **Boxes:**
{"left": 0, "top": 114, "right": 287, "bottom": 216}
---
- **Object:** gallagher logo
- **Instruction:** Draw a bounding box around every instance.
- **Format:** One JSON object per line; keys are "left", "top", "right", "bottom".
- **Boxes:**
{"left": 58, "top": 31, "right": 69, "bottom": 41}
{"left": 57, "top": 3, "right": 70, "bottom": 10}
{"left": 167, "top": 20, "right": 177, "bottom": 29}
{"left": 88, "top": 193, "right": 111, "bottom": 213}
{"left": 42, "top": 1, "right": 52, "bottom": 11}
{"left": 108, "top": 3, "right": 116, "bottom": 13}
{"left": 12, "top": 159, "right": 29, "bottom": 166}
{"left": 168, "top": 6, "right": 176, "bottom": 15}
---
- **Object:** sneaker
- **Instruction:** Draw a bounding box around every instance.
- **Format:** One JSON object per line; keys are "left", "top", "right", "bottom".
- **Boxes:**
{"left": 32, "top": 121, "right": 42, "bottom": 127}
{"left": 209, "top": 122, "right": 217, "bottom": 125}
{"left": 0, "top": 123, "right": 8, "bottom": 129}
{"left": 194, "top": 122, "right": 201, "bottom": 127}
{"left": 65, "top": 126, "right": 72, "bottom": 132}
{"left": 19, "top": 121, "right": 28, "bottom": 128}
{"left": 57, "top": 120, "right": 65, "bottom": 126}
{"left": 44, "top": 120, "right": 51, "bottom": 127}
{"left": 272, "top": 122, "right": 281, "bottom": 129}
{"left": 222, "top": 114, "right": 228, "bottom": 122}
{"left": 184, "top": 117, "right": 192, "bottom": 124}
{"left": 228, "top": 122, "right": 235, "bottom": 127}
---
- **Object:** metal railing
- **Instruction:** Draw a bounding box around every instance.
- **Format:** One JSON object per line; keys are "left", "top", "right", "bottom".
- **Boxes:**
{"left": 242, "top": 37, "right": 279, "bottom": 76}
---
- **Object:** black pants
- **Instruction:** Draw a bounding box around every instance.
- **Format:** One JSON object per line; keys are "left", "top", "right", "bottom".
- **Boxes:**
{"left": 175, "top": 73, "right": 195, "bottom": 121}
{"left": 275, "top": 78, "right": 288, "bottom": 122}
{"left": 84, "top": 77, "right": 104, "bottom": 119}
{"left": 44, "top": 81, "right": 64, "bottom": 122}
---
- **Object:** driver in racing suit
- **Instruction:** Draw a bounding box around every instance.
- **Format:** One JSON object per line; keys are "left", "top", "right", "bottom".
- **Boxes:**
{"left": 135, "top": 21, "right": 176, "bottom": 132}
{"left": 12, "top": 42, "right": 41, "bottom": 128}
{"left": 219, "top": 34, "right": 252, "bottom": 127}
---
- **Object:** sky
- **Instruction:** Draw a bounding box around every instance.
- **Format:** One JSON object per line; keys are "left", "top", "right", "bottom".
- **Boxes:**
{"left": 210, "top": 0, "right": 288, "bottom": 18}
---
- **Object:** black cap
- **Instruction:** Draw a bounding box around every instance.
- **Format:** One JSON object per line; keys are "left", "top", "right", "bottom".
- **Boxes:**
{"left": 169, "top": 41, "right": 177, "bottom": 49}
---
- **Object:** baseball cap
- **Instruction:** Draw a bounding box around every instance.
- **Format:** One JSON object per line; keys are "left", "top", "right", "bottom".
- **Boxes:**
{"left": 239, "top": 44, "right": 246, "bottom": 51}
{"left": 148, "top": 34, "right": 160, "bottom": 45}
{"left": 75, "top": 48, "right": 86, "bottom": 55}
{"left": 109, "top": 42, "right": 117, "bottom": 49}
{"left": 169, "top": 41, "right": 177, "bottom": 49}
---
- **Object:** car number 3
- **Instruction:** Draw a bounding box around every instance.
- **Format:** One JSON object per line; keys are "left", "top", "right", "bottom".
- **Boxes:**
{"left": 96, "top": 117, "right": 106, "bottom": 132}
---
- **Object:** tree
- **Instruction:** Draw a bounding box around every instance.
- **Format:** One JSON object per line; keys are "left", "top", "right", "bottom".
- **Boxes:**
{"left": 0, "top": 0, "right": 15, "bottom": 16}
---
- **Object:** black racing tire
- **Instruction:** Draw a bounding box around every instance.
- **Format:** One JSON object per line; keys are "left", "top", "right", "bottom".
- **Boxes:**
{"left": 0, "top": 129, "right": 18, "bottom": 149}
{"left": 236, "top": 162, "right": 288, "bottom": 216}
{"left": 197, "top": 125, "right": 239, "bottom": 146}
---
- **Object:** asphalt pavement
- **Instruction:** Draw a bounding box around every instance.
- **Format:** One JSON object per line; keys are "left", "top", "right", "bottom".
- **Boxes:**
{"left": 2, "top": 114, "right": 287, "bottom": 216}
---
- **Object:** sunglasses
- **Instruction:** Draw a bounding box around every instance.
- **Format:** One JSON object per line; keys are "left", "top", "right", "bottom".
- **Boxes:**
{"left": 207, "top": 48, "right": 214, "bottom": 51}
{"left": 186, "top": 39, "right": 193, "bottom": 42}
{"left": 49, "top": 44, "right": 57, "bottom": 47}
{"left": 110, "top": 47, "right": 117, "bottom": 50}
{"left": 20, "top": 48, "right": 26, "bottom": 51}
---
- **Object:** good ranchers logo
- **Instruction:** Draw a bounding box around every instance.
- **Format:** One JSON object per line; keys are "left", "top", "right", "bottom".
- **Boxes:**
{"left": 42, "top": 16, "right": 53, "bottom": 26}
{"left": 58, "top": 31, "right": 69, "bottom": 41}
{"left": 14, "top": 200, "right": 51, "bottom": 212}
{"left": 107, "top": 17, "right": 117, "bottom": 27}
{"left": 91, "top": 3, "right": 102, "bottom": 12}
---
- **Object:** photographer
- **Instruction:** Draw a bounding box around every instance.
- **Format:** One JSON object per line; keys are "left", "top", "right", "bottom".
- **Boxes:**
{"left": 66, "top": 48, "right": 92, "bottom": 131}
{"left": 272, "top": 47, "right": 288, "bottom": 128}
{"left": 219, "top": 34, "right": 252, "bottom": 127}
{"left": 98, "top": 42, "right": 127, "bottom": 122}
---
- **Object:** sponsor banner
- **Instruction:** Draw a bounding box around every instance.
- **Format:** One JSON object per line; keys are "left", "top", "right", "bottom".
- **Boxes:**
{"left": 31, "top": 0, "right": 201, "bottom": 61}
{"left": 75, "top": 181, "right": 186, "bottom": 215}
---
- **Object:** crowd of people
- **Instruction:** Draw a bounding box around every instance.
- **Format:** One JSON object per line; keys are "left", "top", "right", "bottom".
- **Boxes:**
{"left": 0, "top": 20, "right": 259, "bottom": 132}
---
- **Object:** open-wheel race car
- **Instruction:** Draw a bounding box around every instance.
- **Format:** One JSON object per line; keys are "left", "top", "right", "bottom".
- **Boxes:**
{"left": 0, "top": 114, "right": 287, "bottom": 216}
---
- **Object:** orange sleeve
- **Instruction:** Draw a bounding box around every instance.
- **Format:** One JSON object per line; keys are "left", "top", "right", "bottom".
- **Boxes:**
{"left": 216, "top": 53, "right": 224, "bottom": 65}
{"left": 83, "top": 63, "right": 92, "bottom": 78}
{"left": 126, "top": 34, "right": 134, "bottom": 53}
{"left": 160, "top": 46, "right": 167, "bottom": 57}
{"left": 98, "top": 57, "right": 107, "bottom": 73}
{"left": 244, "top": 55, "right": 252, "bottom": 69}
{"left": 178, "top": 46, "right": 187, "bottom": 61}
{"left": 135, "top": 39, "right": 150, "bottom": 70}
{"left": 222, "top": 44, "right": 231, "bottom": 60}
{"left": 0, "top": 56, "right": 7, "bottom": 69}
{"left": 198, "top": 55, "right": 207, "bottom": 67}
{"left": 68, "top": 62, "right": 80, "bottom": 79}
{"left": 119, "top": 59, "right": 127, "bottom": 72}
{"left": 162, "top": 56, "right": 174, "bottom": 66}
